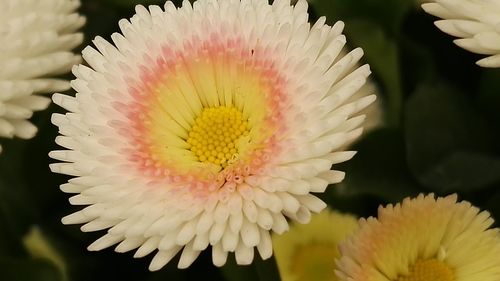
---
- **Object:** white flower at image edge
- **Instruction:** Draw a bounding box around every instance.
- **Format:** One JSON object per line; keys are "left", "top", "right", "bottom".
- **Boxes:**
{"left": 422, "top": 0, "right": 500, "bottom": 67}
{"left": 50, "top": 0, "right": 375, "bottom": 270}
{"left": 0, "top": 0, "right": 84, "bottom": 153}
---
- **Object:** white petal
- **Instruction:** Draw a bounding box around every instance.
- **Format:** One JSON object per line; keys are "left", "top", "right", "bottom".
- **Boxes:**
{"left": 222, "top": 229, "right": 239, "bottom": 252}
{"left": 212, "top": 243, "right": 228, "bottom": 267}
{"left": 178, "top": 242, "right": 201, "bottom": 269}
{"left": 271, "top": 212, "right": 289, "bottom": 234}
{"left": 115, "top": 237, "right": 147, "bottom": 253}
{"left": 256, "top": 229, "right": 273, "bottom": 260}
{"left": 209, "top": 222, "right": 226, "bottom": 245}
{"left": 477, "top": 54, "right": 500, "bottom": 67}
{"left": 423, "top": 0, "right": 500, "bottom": 67}
{"left": 177, "top": 219, "right": 198, "bottom": 245}
{"left": 235, "top": 242, "right": 254, "bottom": 265}
{"left": 88, "top": 234, "right": 123, "bottom": 251}
{"left": 240, "top": 219, "right": 261, "bottom": 248}
{"left": 134, "top": 237, "right": 161, "bottom": 258}
{"left": 149, "top": 246, "right": 182, "bottom": 271}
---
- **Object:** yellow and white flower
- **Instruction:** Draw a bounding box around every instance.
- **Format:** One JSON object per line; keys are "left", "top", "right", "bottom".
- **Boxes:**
{"left": 273, "top": 209, "right": 358, "bottom": 281}
{"left": 0, "top": 0, "right": 84, "bottom": 152}
{"left": 422, "top": 0, "right": 500, "bottom": 67}
{"left": 50, "top": 0, "right": 375, "bottom": 270}
{"left": 336, "top": 194, "right": 500, "bottom": 281}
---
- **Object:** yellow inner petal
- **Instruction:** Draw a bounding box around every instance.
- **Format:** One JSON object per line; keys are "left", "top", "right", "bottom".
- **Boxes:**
{"left": 291, "top": 242, "right": 339, "bottom": 281}
{"left": 186, "top": 106, "right": 249, "bottom": 168}
{"left": 397, "top": 259, "right": 454, "bottom": 281}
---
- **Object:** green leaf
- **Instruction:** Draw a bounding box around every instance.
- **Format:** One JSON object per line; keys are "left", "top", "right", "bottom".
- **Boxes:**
{"left": 478, "top": 68, "right": 500, "bottom": 127}
{"left": 405, "top": 83, "right": 499, "bottom": 191}
{"left": 144, "top": 260, "right": 187, "bottom": 281}
{"left": 22, "top": 227, "right": 68, "bottom": 280}
{"left": 219, "top": 254, "right": 281, "bottom": 281}
{"left": 80, "top": 0, "right": 121, "bottom": 47}
{"left": 320, "top": 191, "right": 381, "bottom": 218}
{"left": 486, "top": 189, "right": 500, "bottom": 227}
{"left": 334, "top": 128, "right": 420, "bottom": 202}
{"left": 343, "top": 20, "right": 403, "bottom": 126}
{"left": 399, "top": 34, "right": 437, "bottom": 93}
{"left": 0, "top": 257, "right": 61, "bottom": 281}
{"left": 219, "top": 254, "right": 261, "bottom": 281}
{"left": 22, "top": 105, "right": 68, "bottom": 214}
{"left": 418, "top": 152, "right": 500, "bottom": 192}
{"left": 0, "top": 141, "right": 37, "bottom": 256}
{"left": 0, "top": 202, "right": 23, "bottom": 255}
{"left": 312, "top": 0, "right": 413, "bottom": 35}
{"left": 255, "top": 255, "right": 281, "bottom": 281}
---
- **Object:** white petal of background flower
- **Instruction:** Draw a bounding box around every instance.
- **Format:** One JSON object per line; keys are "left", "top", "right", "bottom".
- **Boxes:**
{"left": 50, "top": 0, "right": 375, "bottom": 270}
{"left": 422, "top": 0, "right": 500, "bottom": 67}
{"left": 0, "top": 0, "right": 85, "bottom": 152}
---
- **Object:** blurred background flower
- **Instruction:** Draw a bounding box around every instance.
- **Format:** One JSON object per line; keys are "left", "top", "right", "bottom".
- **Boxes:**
{"left": 336, "top": 194, "right": 500, "bottom": 281}
{"left": 273, "top": 209, "right": 358, "bottom": 281}
{"left": 422, "top": 0, "right": 500, "bottom": 67}
{"left": 0, "top": 0, "right": 84, "bottom": 153}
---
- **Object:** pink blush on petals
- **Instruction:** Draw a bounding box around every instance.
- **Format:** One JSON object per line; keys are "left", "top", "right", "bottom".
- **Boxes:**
{"left": 116, "top": 31, "right": 290, "bottom": 190}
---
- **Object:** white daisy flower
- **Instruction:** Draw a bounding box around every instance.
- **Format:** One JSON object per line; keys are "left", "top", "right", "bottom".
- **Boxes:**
{"left": 422, "top": 0, "right": 500, "bottom": 67}
{"left": 0, "top": 0, "right": 84, "bottom": 153}
{"left": 50, "top": 0, "right": 375, "bottom": 270}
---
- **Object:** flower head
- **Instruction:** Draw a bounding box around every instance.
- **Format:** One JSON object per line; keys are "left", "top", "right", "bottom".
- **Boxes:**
{"left": 422, "top": 0, "right": 500, "bottom": 67}
{"left": 336, "top": 194, "right": 500, "bottom": 281}
{"left": 273, "top": 209, "right": 358, "bottom": 281}
{"left": 50, "top": 0, "right": 375, "bottom": 270}
{"left": 0, "top": 0, "right": 84, "bottom": 152}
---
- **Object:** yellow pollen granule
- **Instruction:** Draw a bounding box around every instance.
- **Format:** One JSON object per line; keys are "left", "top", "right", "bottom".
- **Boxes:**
{"left": 397, "top": 259, "right": 454, "bottom": 281}
{"left": 187, "top": 106, "right": 249, "bottom": 168}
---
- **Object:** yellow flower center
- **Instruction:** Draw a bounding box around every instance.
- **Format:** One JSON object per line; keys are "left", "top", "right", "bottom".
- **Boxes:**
{"left": 291, "top": 243, "right": 339, "bottom": 281}
{"left": 186, "top": 106, "right": 249, "bottom": 168}
{"left": 397, "top": 259, "right": 454, "bottom": 281}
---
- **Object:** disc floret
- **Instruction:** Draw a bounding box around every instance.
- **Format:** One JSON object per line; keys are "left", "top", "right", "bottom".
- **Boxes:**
{"left": 187, "top": 106, "right": 249, "bottom": 168}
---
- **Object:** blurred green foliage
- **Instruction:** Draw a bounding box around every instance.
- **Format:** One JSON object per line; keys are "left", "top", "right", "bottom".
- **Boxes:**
{"left": 1, "top": 0, "right": 499, "bottom": 280}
